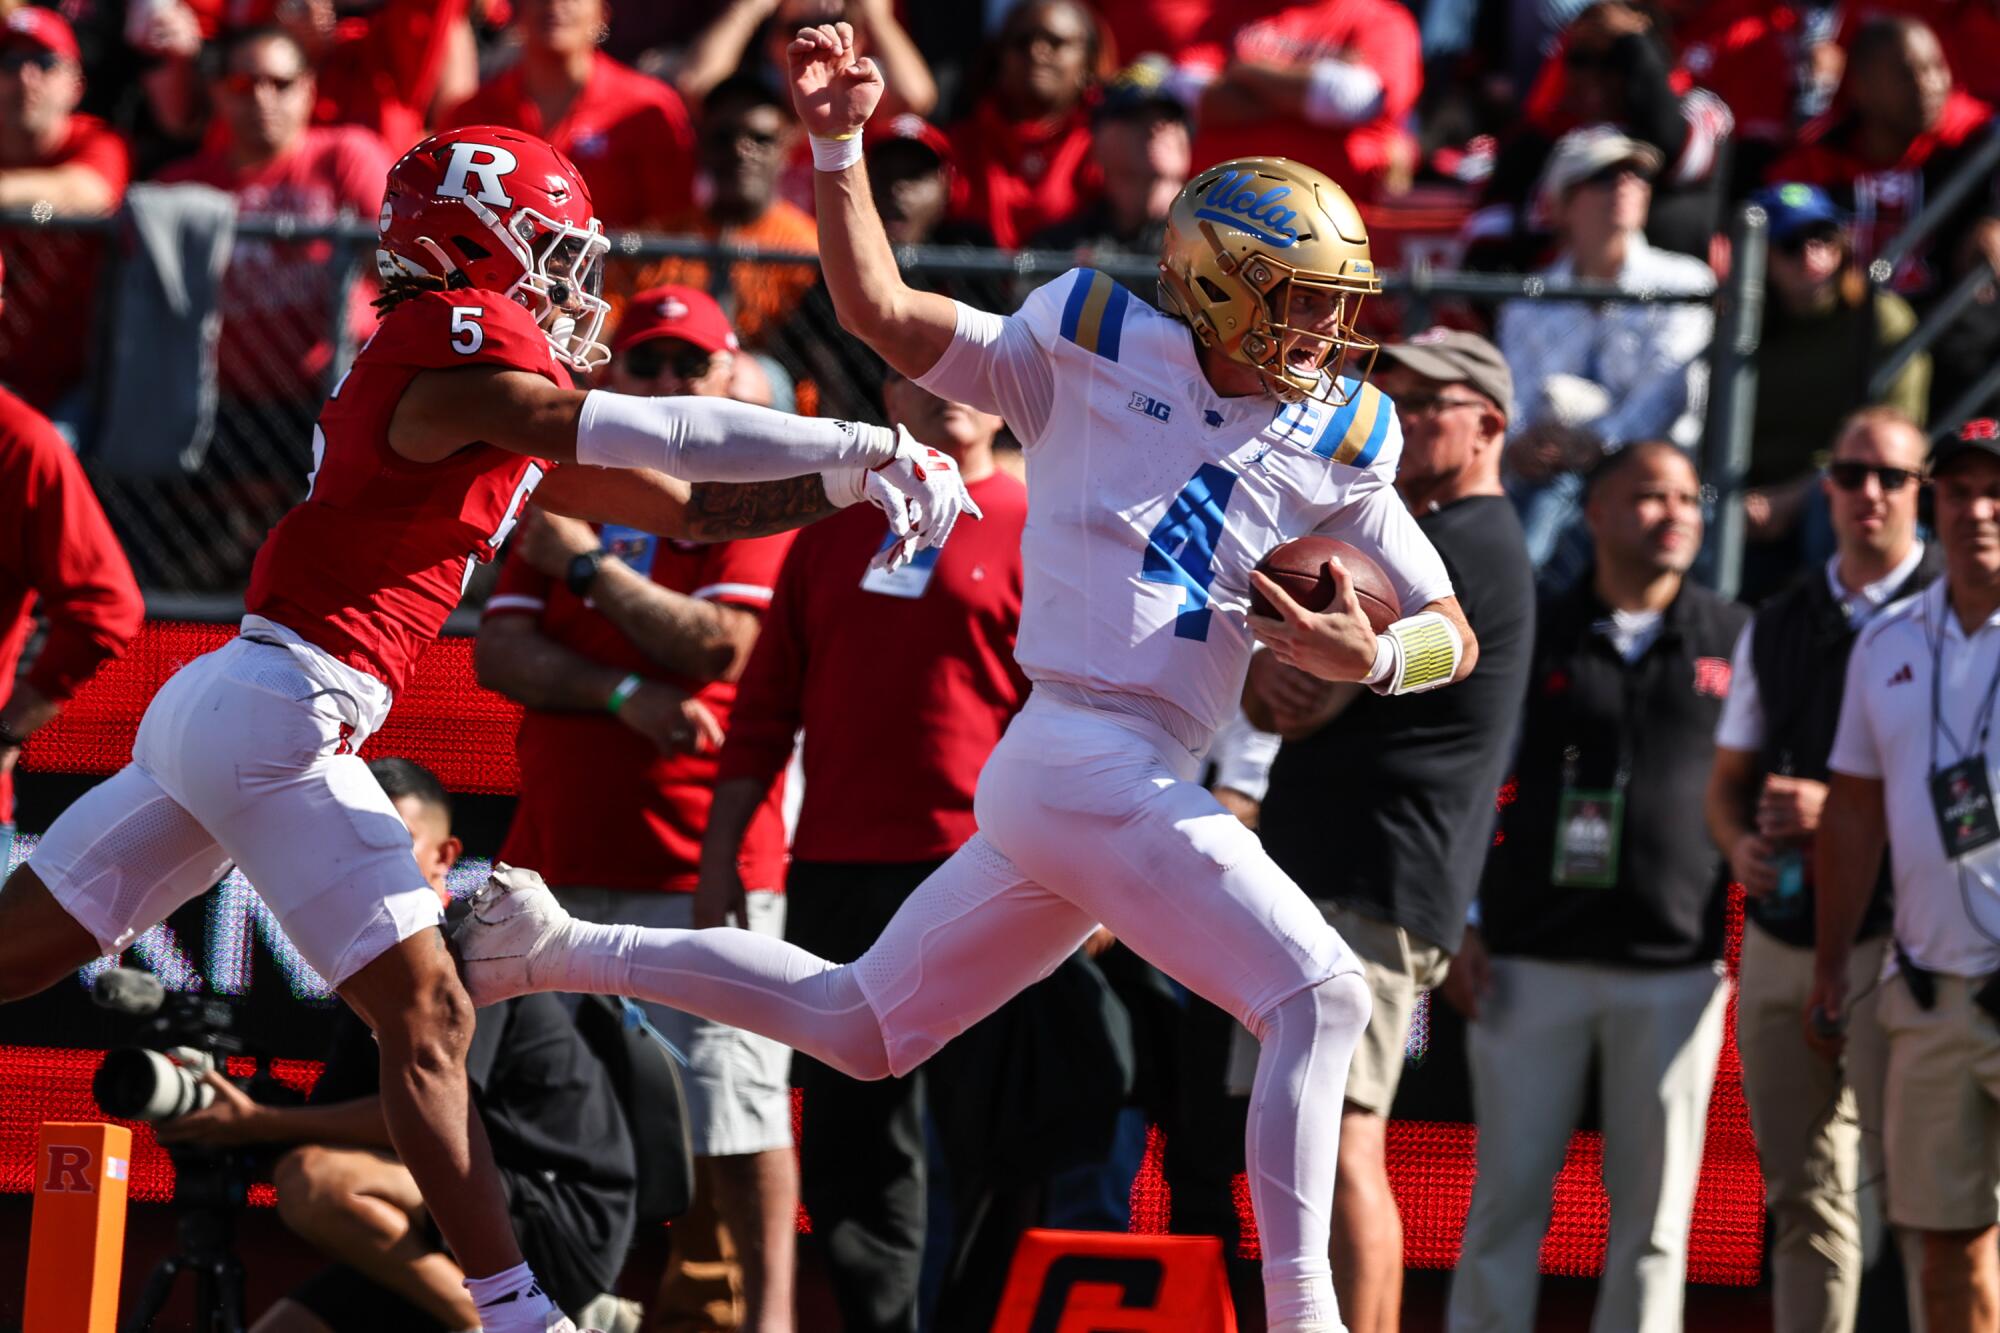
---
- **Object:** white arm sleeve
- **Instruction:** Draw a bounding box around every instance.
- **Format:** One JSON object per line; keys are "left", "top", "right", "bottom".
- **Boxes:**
{"left": 1314, "top": 480, "right": 1457, "bottom": 614}
{"left": 914, "top": 300, "right": 1057, "bottom": 446}
{"left": 574, "top": 390, "right": 895, "bottom": 480}
{"left": 1303, "top": 59, "right": 1385, "bottom": 125}
{"left": 1712, "top": 619, "right": 1764, "bottom": 751}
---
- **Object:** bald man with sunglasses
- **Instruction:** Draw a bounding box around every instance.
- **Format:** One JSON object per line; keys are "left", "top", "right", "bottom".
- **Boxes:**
{"left": 1706, "top": 405, "right": 1939, "bottom": 1333}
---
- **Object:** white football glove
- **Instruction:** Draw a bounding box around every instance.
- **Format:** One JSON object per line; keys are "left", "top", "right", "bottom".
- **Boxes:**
{"left": 863, "top": 425, "right": 982, "bottom": 572}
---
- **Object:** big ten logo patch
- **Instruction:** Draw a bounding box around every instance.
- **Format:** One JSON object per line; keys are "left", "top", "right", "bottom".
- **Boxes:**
{"left": 1128, "top": 391, "right": 1173, "bottom": 423}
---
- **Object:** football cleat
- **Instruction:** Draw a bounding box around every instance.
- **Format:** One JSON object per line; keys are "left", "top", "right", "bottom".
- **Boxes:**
{"left": 452, "top": 863, "right": 577, "bottom": 1007}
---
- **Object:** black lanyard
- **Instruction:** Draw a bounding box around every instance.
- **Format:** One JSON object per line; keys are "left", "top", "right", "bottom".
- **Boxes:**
{"left": 1928, "top": 591, "right": 2000, "bottom": 774}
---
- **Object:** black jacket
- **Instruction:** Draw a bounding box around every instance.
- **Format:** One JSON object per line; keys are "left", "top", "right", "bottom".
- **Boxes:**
{"left": 1481, "top": 575, "right": 1749, "bottom": 966}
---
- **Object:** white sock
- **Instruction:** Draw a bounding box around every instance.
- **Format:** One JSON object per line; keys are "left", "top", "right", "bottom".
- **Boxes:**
{"left": 540, "top": 918, "right": 890, "bottom": 1079}
{"left": 1247, "top": 973, "right": 1369, "bottom": 1329}
{"left": 465, "top": 1261, "right": 554, "bottom": 1333}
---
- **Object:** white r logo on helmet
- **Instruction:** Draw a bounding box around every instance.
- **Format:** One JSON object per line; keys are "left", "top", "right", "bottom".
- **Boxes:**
{"left": 439, "top": 143, "right": 518, "bottom": 208}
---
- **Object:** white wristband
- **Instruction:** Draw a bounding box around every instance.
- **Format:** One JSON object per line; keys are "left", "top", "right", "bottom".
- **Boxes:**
{"left": 1362, "top": 632, "right": 1397, "bottom": 687}
{"left": 1383, "top": 611, "right": 1464, "bottom": 695}
{"left": 821, "top": 465, "right": 867, "bottom": 507}
{"left": 810, "top": 132, "right": 865, "bottom": 173}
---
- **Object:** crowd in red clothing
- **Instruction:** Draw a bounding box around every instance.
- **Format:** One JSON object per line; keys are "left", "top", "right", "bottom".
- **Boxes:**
{"left": 3, "top": 0, "right": 1988, "bottom": 286}
{"left": 0, "top": 0, "right": 1994, "bottom": 578}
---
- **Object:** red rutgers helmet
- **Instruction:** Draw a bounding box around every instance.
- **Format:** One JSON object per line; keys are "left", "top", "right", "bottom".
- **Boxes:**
{"left": 377, "top": 125, "right": 613, "bottom": 372}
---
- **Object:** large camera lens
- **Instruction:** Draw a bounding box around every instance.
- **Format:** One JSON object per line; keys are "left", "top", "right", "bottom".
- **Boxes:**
{"left": 93, "top": 1048, "right": 217, "bottom": 1122}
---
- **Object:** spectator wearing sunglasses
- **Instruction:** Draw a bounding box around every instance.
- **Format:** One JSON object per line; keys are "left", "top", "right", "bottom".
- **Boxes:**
{"left": 1810, "top": 418, "right": 2000, "bottom": 1333}
{"left": 1739, "top": 183, "right": 1931, "bottom": 597}
{"left": 478, "top": 284, "right": 800, "bottom": 1333}
{"left": 156, "top": 25, "right": 391, "bottom": 583}
{"left": 0, "top": 7, "right": 131, "bottom": 417}
{"left": 1707, "top": 405, "right": 1938, "bottom": 1333}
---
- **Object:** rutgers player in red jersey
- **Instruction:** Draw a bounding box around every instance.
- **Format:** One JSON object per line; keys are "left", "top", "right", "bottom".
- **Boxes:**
{"left": 0, "top": 125, "right": 977, "bottom": 1333}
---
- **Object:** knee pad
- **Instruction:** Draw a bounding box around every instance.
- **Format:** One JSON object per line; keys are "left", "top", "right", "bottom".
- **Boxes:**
{"left": 814, "top": 965, "right": 895, "bottom": 1083}
{"left": 1248, "top": 970, "right": 1371, "bottom": 1047}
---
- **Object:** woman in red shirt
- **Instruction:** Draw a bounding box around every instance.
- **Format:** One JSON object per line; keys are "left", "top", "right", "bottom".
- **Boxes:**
{"left": 946, "top": 0, "right": 1110, "bottom": 249}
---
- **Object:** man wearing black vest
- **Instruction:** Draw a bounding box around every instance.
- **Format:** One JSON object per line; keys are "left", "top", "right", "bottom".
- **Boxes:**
{"left": 1446, "top": 442, "right": 1747, "bottom": 1333}
{"left": 1707, "top": 406, "right": 1936, "bottom": 1333}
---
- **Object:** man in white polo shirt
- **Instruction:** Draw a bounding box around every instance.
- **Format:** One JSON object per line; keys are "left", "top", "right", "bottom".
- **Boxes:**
{"left": 1706, "top": 406, "right": 1937, "bottom": 1333}
{"left": 1812, "top": 417, "right": 2000, "bottom": 1333}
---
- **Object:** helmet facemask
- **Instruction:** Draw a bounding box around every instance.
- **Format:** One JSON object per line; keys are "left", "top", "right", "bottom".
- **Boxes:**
{"left": 442, "top": 190, "right": 612, "bottom": 374}
{"left": 508, "top": 209, "right": 612, "bottom": 374}
{"left": 1229, "top": 248, "right": 1380, "bottom": 406}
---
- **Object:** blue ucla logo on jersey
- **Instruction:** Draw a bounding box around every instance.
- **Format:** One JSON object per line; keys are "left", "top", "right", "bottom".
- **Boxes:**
{"left": 1195, "top": 171, "right": 1301, "bottom": 248}
{"left": 1127, "top": 391, "right": 1172, "bottom": 422}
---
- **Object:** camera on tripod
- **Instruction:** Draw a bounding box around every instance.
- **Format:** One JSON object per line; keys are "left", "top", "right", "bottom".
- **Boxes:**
{"left": 85, "top": 967, "right": 290, "bottom": 1332}
{"left": 88, "top": 967, "right": 247, "bottom": 1124}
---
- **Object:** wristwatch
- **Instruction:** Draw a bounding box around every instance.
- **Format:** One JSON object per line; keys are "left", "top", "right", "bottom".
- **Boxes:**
{"left": 0, "top": 719, "right": 25, "bottom": 750}
{"left": 566, "top": 548, "right": 607, "bottom": 598}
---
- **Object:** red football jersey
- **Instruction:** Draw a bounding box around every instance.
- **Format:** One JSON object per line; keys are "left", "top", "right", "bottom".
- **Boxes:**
{"left": 489, "top": 528, "right": 795, "bottom": 893}
{"left": 245, "top": 290, "right": 564, "bottom": 695}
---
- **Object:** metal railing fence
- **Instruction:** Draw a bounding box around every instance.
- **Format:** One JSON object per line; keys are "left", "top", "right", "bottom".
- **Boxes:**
{"left": 0, "top": 207, "right": 1745, "bottom": 604}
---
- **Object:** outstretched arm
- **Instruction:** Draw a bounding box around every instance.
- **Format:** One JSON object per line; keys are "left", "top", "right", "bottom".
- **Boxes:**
{"left": 390, "top": 366, "right": 896, "bottom": 475}
{"left": 532, "top": 457, "right": 843, "bottom": 543}
{"left": 791, "top": 23, "right": 962, "bottom": 378}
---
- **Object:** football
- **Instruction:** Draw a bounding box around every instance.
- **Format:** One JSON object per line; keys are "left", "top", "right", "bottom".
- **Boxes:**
{"left": 1250, "top": 536, "right": 1401, "bottom": 633}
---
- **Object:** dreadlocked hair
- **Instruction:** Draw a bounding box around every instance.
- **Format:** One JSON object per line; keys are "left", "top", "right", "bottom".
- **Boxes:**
{"left": 373, "top": 270, "right": 470, "bottom": 314}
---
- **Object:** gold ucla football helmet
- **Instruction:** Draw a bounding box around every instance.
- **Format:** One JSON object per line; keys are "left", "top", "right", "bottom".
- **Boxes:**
{"left": 1158, "top": 157, "right": 1381, "bottom": 404}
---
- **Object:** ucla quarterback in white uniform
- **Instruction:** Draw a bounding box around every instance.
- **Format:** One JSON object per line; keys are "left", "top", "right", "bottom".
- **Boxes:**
{"left": 456, "top": 23, "right": 1478, "bottom": 1333}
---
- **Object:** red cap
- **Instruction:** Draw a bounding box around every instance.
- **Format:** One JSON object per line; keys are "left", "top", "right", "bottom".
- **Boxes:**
{"left": 2, "top": 8, "right": 80, "bottom": 65}
{"left": 611, "top": 285, "right": 739, "bottom": 357}
{"left": 866, "top": 113, "right": 955, "bottom": 170}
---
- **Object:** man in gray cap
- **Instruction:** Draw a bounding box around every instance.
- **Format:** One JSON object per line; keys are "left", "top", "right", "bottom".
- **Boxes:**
{"left": 1245, "top": 329, "right": 1537, "bottom": 1333}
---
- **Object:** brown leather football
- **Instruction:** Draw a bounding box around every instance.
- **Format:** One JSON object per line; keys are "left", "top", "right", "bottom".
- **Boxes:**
{"left": 1250, "top": 536, "right": 1400, "bottom": 633}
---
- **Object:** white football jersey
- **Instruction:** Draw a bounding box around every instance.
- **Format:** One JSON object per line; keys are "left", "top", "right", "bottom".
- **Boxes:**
{"left": 917, "top": 267, "right": 1455, "bottom": 750}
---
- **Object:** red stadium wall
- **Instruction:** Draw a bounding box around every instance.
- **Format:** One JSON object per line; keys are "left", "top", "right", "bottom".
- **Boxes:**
{"left": 16, "top": 620, "right": 1767, "bottom": 1284}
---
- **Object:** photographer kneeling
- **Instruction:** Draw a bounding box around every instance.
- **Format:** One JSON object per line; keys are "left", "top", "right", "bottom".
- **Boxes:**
{"left": 159, "top": 758, "right": 639, "bottom": 1333}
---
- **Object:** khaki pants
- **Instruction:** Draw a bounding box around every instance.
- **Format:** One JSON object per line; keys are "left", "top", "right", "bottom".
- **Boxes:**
{"left": 1736, "top": 924, "right": 1891, "bottom": 1333}
{"left": 1880, "top": 970, "right": 2000, "bottom": 1232}
{"left": 1448, "top": 956, "right": 1730, "bottom": 1333}
{"left": 1221, "top": 902, "right": 1449, "bottom": 1109}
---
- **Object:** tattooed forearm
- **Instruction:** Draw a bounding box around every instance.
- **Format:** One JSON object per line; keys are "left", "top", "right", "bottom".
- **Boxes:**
{"left": 685, "top": 475, "right": 840, "bottom": 540}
